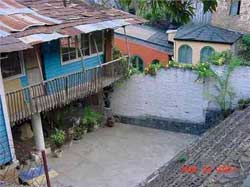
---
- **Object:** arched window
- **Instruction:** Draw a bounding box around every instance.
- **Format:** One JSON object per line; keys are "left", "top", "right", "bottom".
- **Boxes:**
{"left": 152, "top": 59, "right": 160, "bottom": 65}
{"left": 178, "top": 45, "right": 192, "bottom": 64}
{"left": 131, "top": 56, "right": 144, "bottom": 72}
{"left": 200, "top": 46, "right": 215, "bottom": 63}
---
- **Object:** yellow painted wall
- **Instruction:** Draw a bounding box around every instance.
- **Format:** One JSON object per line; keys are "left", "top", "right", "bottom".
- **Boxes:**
{"left": 3, "top": 48, "right": 41, "bottom": 92}
{"left": 4, "top": 79, "right": 26, "bottom": 118}
{"left": 3, "top": 79, "right": 22, "bottom": 93}
{"left": 174, "top": 40, "right": 232, "bottom": 64}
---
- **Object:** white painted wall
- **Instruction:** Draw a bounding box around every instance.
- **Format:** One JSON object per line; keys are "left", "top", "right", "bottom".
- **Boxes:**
{"left": 231, "top": 67, "right": 250, "bottom": 104}
{"left": 111, "top": 66, "right": 250, "bottom": 124}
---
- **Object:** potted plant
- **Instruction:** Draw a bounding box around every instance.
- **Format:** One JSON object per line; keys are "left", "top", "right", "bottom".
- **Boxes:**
{"left": 83, "top": 106, "right": 102, "bottom": 132}
{"left": 73, "top": 119, "right": 88, "bottom": 142}
{"left": 73, "top": 126, "right": 83, "bottom": 142}
{"left": 81, "top": 119, "right": 88, "bottom": 134}
{"left": 50, "top": 129, "right": 65, "bottom": 158}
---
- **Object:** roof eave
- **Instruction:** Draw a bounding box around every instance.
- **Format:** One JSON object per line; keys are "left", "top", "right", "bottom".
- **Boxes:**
{"left": 115, "top": 33, "right": 173, "bottom": 54}
{"left": 174, "top": 38, "right": 235, "bottom": 45}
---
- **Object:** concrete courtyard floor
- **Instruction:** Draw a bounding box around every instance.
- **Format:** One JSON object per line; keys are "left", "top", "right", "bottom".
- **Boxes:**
{"left": 49, "top": 123, "right": 197, "bottom": 187}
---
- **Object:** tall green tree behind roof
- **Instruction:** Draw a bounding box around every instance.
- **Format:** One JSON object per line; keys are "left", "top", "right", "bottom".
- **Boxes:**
{"left": 120, "top": 0, "right": 217, "bottom": 24}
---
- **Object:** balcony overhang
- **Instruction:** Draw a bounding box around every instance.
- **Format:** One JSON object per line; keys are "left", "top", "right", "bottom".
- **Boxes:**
{"left": 19, "top": 32, "right": 68, "bottom": 45}
{"left": 0, "top": 36, "right": 32, "bottom": 53}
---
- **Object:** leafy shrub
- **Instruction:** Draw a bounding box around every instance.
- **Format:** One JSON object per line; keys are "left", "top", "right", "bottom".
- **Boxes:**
{"left": 127, "top": 64, "right": 141, "bottom": 77}
{"left": 83, "top": 106, "right": 102, "bottom": 132}
{"left": 239, "top": 59, "right": 250, "bottom": 66}
{"left": 144, "top": 63, "right": 163, "bottom": 76}
{"left": 195, "top": 62, "right": 214, "bottom": 79}
{"left": 50, "top": 129, "right": 65, "bottom": 148}
{"left": 209, "top": 50, "right": 233, "bottom": 66}
{"left": 238, "top": 99, "right": 250, "bottom": 110}
{"left": 238, "top": 34, "right": 250, "bottom": 61}
{"left": 112, "top": 47, "right": 122, "bottom": 59}
{"left": 73, "top": 119, "right": 87, "bottom": 140}
{"left": 242, "top": 34, "right": 250, "bottom": 46}
{"left": 168, "top": 60, "right": 194, "bottom": 70}
{"left": 73, "top": 126, "right": 84, "bottom": 140}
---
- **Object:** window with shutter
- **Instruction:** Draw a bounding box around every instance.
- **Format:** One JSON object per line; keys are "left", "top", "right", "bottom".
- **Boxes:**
{"left": 200, "top": 46, "right": 215, "bottom": 63}
{"left": 178, "top": 45, "right": 192, "bottom": 64}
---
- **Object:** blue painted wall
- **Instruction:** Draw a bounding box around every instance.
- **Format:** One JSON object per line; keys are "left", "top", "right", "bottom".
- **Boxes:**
{"left": 42, "top": 40, "right": 103, "bottom": 80}
{"left": 0, "top": 98, "right": 12, "bottom": 165}
{"left": 20, "top": 75, "right": 29, "bottom": 87}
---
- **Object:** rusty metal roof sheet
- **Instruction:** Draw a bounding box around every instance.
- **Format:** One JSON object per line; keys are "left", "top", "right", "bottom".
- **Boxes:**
{"left": 0, "top": 35, "right": 31, "bottom": 52}
{"left": 13, "top": 0, "right": 145, "bottom": 37}
{"left": 19, "top": 32, "right": 67, "bottom": 45}
{"left": 0, "top": 0, "right": 62, "bottom": 32}
{"left": 0, "top": 0, "right": 146, "bottom": 52}
{"left": 60, "top": 27, "right": 81, "bottom": 36}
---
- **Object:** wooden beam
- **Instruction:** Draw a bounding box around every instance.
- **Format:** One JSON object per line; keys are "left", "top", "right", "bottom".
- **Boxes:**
{"left": 105, "top": 29, "right": 114, "bottom": 62}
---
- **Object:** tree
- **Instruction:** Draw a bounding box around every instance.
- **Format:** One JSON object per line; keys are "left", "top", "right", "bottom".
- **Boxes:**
{"left": 120, "top": 0, "right": 217, "bottom": 24}
{"left": 207, "top": 55, "right": 241, "bottom": 117}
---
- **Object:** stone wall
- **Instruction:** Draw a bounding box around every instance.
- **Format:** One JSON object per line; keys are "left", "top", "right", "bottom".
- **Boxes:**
{"left": 111, "top": 66, "right": 250, "bottom": 134}
{"left": 212, "top": 0, "right": 250, "bottom": 33}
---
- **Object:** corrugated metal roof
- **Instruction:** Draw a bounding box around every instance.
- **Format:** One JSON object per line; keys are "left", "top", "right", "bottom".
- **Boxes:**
{"left": 0, "top": 0, "right": 145, "bottom": 52}
{"left": 0, "top": 0, "right": 62, "bottom": 33}
{"left": 0, "top": 28, "right": 8, "bottom": 37}
{"left": 19, "top": 32, "right": 67, "bottom": 45}
{"left": 75, "top": 19, "right": 134, "bottom": 33}
{"left": 116, "top": 25, "right": 157, "bottom": 41}
{"left": 0, "top": 35, "right": 31, "bottom": 53}
{"left": 0, "top": 0, "right": 24, "bottom": 9}
{"left": 60, "top": 27, "right": 81, "bottom": 36}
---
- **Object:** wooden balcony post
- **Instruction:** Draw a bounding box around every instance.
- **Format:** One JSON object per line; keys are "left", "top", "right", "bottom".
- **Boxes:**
{"left": 105, "top": 29, "right": 114, "bottom": 62}
{"left": 65, "top": 76, "right": 68, "bottom": 104}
